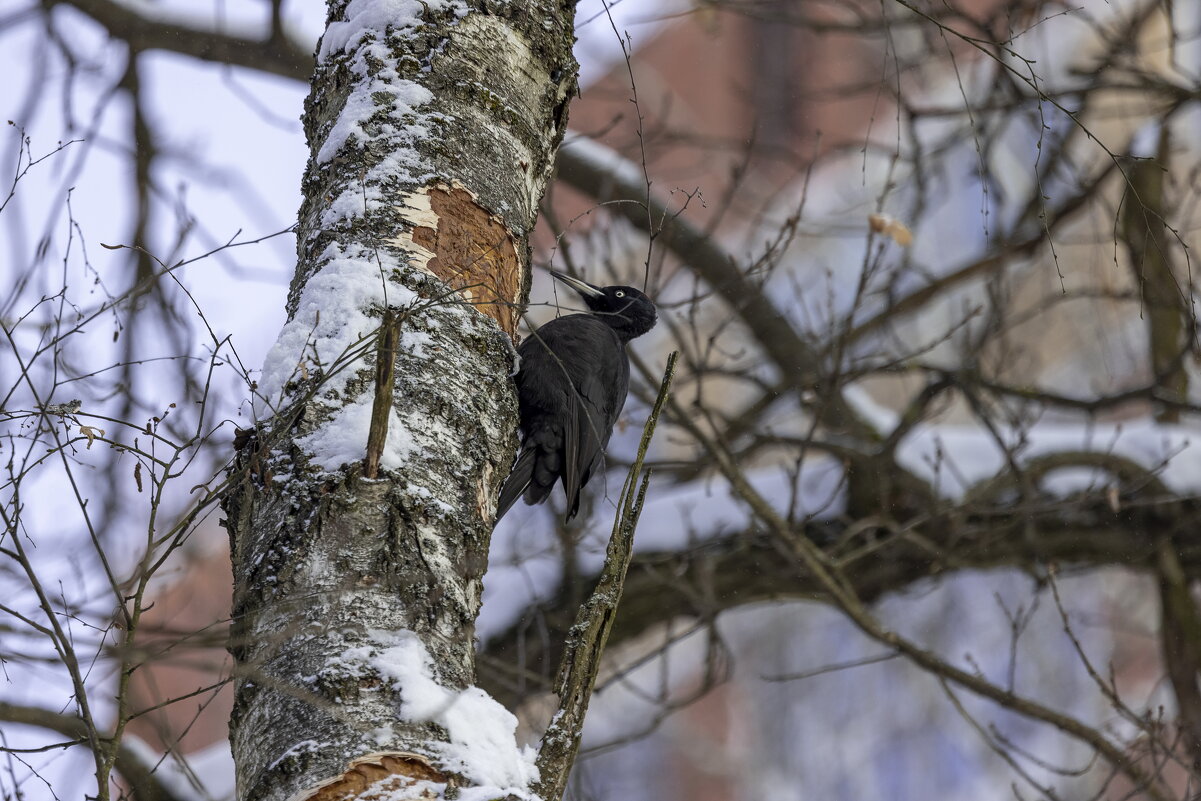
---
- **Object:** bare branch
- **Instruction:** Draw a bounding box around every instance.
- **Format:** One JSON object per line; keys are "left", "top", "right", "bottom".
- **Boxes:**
{"left": 0, "top": 702, "right": 190, "bottom": 801}
{"left": 44, "top": 0, "right": 313, "bottom": 81}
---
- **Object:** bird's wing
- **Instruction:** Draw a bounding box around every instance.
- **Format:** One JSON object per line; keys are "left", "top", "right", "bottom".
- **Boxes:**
{"left": 563, "top": 366, "right": 616, "bottom": 518}
{"left": 563, "top": 391, "right": 582, "bottom": 516}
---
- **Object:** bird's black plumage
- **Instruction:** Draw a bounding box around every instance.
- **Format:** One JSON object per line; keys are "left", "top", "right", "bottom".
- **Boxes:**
{"left": 496, "top": 271, "right": 657, "bottom": 521}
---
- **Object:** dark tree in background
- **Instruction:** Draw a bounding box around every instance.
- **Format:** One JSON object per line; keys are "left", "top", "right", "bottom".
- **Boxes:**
{"left": 2, "top": 1, "right": 1201, "bottom": 800}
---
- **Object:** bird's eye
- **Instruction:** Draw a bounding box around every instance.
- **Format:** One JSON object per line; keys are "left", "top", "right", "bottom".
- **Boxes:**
{"left": 616, "top": 291, "right": 625, "bottom": 298}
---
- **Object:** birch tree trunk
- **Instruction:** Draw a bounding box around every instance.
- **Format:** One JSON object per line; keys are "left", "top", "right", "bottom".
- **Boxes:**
{"left": 222, "top": 3, "right": 577, "bottom": 800}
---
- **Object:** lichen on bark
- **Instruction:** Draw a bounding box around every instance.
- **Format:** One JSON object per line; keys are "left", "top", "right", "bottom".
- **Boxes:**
{"left": 223, "top": 2, "right": 577, "bottom": 800}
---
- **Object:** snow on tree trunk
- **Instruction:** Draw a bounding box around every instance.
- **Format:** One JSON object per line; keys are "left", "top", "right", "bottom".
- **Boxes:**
{"left": 221, "top": 2, "right": 577, "bottom": 800}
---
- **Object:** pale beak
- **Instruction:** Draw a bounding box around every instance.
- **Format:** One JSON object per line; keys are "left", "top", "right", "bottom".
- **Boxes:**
{"left": 550, "top": 270, "right": 604, "bottom": 299}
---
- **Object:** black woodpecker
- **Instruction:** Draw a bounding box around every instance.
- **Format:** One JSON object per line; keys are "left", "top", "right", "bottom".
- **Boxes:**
{"left": 496, "top": 270, "right": 658, "bottom": 521}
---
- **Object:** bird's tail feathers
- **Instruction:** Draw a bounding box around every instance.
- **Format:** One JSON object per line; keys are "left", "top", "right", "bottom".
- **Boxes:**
{"left": 496, "top": 449, "right": 535, "bottom": 522}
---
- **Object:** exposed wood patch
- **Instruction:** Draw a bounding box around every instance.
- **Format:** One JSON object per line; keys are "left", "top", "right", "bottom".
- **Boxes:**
{"left": 476, "top": 461, "right": 495, "bottom": 521}
{"left": 409, "top": 185, "right": 522, "bottom": 337}
{"left": 295, "top": 753, "right": 445, "bottom": 801}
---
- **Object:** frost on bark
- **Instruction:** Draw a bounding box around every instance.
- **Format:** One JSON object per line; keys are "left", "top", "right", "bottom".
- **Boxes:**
{"left": 221, "top": 3, "right": 577, "bottom": 801}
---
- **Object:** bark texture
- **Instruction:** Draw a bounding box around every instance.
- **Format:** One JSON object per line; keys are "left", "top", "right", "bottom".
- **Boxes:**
{"left": 223, "top": 3, "right": 577, "bottom": 800}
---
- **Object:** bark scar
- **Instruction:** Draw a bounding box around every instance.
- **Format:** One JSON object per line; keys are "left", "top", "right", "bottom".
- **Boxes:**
{"left": 404, "top": 185, "right": 522, "bottom": 338}
{"left": 291, "top": 752, "right": 445, "bottom": 801}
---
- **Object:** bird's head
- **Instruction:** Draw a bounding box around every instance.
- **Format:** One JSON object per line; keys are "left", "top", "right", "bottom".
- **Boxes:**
{"left": 550, "top": 271, "right": 657, "bottom": 340}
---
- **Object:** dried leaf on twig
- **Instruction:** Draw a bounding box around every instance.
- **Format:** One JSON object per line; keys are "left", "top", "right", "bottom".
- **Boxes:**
{"left": 78, "top": 425, "right": 104, "bottom": 448}
{"left": 868, "top": 213, "right": 913, "bottom": 246}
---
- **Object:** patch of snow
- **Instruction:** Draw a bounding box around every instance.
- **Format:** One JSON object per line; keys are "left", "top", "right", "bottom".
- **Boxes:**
{"left": 559, "top": 135, "right": 648, "bottom": 196}
{"left": 297, "top": 393, "right": 416, "bottom": 472}
{"left": 314, "top": 0, "right": 469, "bottom": 206}
{"left": 482, "top": 414, "right": 1201, "bottom": 646}
{"left": 479, "top": 460, "right": 847, "bottom": 641}
{"left": 256, "top": 242, "right": 419, "bottom": 411}
{"left": 367, "top": 630, "right": 540, "bottom": 798}
{"left": 315, "top": 69, "right": 432, "bottom": 167}
{"left": 898, "top": 418, "right": 1201, "bottom": 499}
{"left": 318, "top": 0, "right": 466, "bottom": 62}
{"left": 611, "top": 458, "right": 845, "bottom": 559}
{"left": 254, "top": 241, "right": 434, "bottom": 473}
{"left": 843, "top": 382, "right": 901, "bottom": 432}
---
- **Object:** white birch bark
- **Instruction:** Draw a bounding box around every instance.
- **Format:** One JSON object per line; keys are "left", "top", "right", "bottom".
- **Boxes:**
{"left": 222, "top": 3, "right": 577, "bottom": 800}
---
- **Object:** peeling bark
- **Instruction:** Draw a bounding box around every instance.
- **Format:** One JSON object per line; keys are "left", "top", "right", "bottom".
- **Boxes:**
{"left": 223, "top": 3, "right": 577, "bottom": 800}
